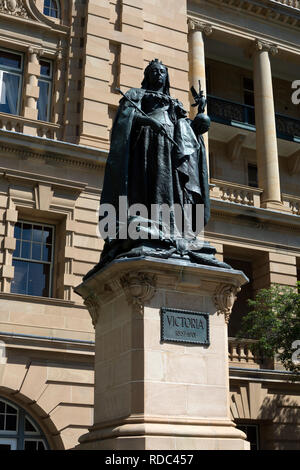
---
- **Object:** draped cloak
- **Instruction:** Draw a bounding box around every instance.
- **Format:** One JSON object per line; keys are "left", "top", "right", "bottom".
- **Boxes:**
{"left": 100, "top": 87, "right": 210, "bottom": 245}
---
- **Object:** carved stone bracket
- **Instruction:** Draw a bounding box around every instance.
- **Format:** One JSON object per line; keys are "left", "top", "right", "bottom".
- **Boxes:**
{"left": 288, "top": 150, "right": 300, "bottom": 175}
{"left": 120, "top": 272, "right": 156, "bottom": 314}
{"left": 84, "top": 293, "right": 102, "bottom": 328}
{"left": 187, "top": 18, "right": 213, "bottom": 36}
{"left": 226, "top": 134, "right": 246, "bottom": 162}
{"left": 0, "top": 0, "right": 29, "bottom": 18}
{"left": 214, "top": 284, "right": 241, "bottom": 323}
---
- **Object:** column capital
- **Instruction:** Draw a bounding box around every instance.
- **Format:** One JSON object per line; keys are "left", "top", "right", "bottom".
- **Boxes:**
{"left": 254, "top": 39, "right": 278, "bottom": 56}
{"left": 28, "top": 46, "right": 44, "bottom": 58}
{"left": 187, "top": 18, "right": 213, "bottom": 36}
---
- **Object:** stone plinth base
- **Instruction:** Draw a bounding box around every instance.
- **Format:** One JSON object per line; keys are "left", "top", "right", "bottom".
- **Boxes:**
{"left": 76, "top": 419, "right": 249, "bottom": 450}
{"left": 74, "top": 257, "right": 250, "bottom": 450}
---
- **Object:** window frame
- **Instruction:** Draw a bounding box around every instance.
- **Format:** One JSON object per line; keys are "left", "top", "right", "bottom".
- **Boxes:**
{"left": 0, "top": 397, "right": 49, "bottom": 450}
{"left": 11, "top": 220, "right": 55, "bottom": 298}
{"left": 0, "top": 48, "right": 24, "bottom": 116}
{"left": 43, "top": 0, "right": 61, "bottom": 19}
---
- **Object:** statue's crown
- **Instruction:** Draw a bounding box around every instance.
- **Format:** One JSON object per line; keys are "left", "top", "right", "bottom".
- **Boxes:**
{"left": 148, "top": 58, "right": 163, "bottom": 68}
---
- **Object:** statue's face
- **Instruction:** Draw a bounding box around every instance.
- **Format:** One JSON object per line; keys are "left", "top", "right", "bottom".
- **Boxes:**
{"left": 147, "top": 64, "right": 167, "bottom": 90}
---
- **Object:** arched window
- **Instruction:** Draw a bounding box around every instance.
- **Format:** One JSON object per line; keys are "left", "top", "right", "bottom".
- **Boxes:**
{"left": 43, "top": 0, "right": 60, "bottom": 19}
{"left": 0, "top": 398, "right": 49, "bottom": 450}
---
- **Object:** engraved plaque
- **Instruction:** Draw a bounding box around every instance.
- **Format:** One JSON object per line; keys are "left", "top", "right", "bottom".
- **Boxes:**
{"left": 161, "top": 308, "right": 209, "bottom": 345}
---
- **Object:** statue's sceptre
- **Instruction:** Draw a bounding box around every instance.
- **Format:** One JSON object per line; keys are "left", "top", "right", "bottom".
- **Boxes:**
{"left": 191, "top": 80, "right": 207, "bottom": 114}
{"left": 116, "top": 87, "right": 179, "bottom": 149}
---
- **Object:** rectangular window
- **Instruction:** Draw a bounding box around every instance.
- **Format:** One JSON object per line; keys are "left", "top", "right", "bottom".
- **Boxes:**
{"left": 0, "top": 49, "right": 23, "bottom": 115}
{"left": 11, "top": 221, "right": 54, "bottom": 297}
{"left": 243, "top": 77, "right": 255, "bottom": 125}
{"left": 37, "top": 59, "right": 53, "bottom": 122}
{"left": 248, "top": 163, "right": 258, "bottom": 188}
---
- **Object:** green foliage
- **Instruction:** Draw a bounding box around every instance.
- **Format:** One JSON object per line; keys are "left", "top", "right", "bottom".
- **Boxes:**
{"left": 238, "top": 283, "right": 300, "bottom": 374}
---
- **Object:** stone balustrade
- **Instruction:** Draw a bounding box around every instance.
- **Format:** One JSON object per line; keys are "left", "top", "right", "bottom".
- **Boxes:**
{"left": 210, "top": 179, "right": 263, "bottom": 207}
{"left": 228, "top": 338, "right": 263, "bottom": 369}
{"left": 0, "top": 112, "right": 62, "bottom": 140}
{"left": 282, "top": 193, "right": 300, "bottom": 215}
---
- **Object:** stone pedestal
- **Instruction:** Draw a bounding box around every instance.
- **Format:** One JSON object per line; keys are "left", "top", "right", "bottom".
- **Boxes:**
{"left": 74, "top": 257, "right": 250, "bottom": 450}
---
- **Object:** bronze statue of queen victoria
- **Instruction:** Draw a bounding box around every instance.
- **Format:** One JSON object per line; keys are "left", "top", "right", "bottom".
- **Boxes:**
{"left": 85, "top": 59, "right": 229, "bottom": 279}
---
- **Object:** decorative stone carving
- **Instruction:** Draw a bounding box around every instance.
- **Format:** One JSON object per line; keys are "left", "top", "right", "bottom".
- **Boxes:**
{"left": 214, "top": 284, "right": 241, "bottom": 323}
{"left": 120, "top": 272, "right": 156, "bottom": 314}
{"left": 0, "top": 0, "right": 28, "bottom": 17}
{"left": 84, "top": 293, "right": 102, "bottom": 328}
{"left": 254, "top": 39, "right": 278, "bottom": 56}
{"left": 226, "top": 134, "right": 246, "bottom": 162}
{"left": 187, "top": 18, "right": 213, "bottom": 36}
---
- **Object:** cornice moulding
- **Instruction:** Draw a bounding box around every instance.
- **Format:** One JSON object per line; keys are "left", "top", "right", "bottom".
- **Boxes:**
{"left": 1, "top": 167, "right": 87, "bottom": 193}
{"left": 0, "top": 129, "right": 108, "bottom": 169}
{"left": 194, "top": 0, "right": 300, "bottom": 23}
{"left": 188, "top": 2, "right": 300, "bottom": 50}
{"left": 210, "top": 198, "right": 300, "bottom": 228}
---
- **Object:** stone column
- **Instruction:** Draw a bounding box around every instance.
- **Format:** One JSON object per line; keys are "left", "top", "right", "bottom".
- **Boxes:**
{"left": 188, "top": 19, "right": 212, "bottom": 175}
{"left": 74, "top": 258, "right": 250, "bottom": 450}
{"left": 253, "top": 40, "right": 282, "bottom": 209}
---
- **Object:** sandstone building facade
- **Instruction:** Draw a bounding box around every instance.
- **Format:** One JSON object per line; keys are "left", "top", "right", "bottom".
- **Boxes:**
{"left": 0, "top": 0, "right": 299, "bottom": 450}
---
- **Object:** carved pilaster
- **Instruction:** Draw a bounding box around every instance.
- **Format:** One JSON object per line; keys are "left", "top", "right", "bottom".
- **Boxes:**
{"left": 120, "top": 272, "right": 156, "bottom": 314}
{"left": 214, "top": 284, "right": 241, "bottom": 323}
{"left": 84, "top": 293, "right": 102, "bottom": 328}
{"left": 187, "top": 18, "right": 213, "bottom": 36}
{"left": 24, "top": 46, "right": 44, "bottom": 122}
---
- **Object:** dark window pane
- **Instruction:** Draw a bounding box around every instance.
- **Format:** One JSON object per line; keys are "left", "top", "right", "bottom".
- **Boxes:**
{"left": 6, "top": 404, "right": 17, "bottom": 414}
{"left": 43, "top": 0, "right": 58, "bottom": 18}
{"left": 32, "top": 243, "right": 42, "bottom": 261}
{"left": 0, "top": 444, "right": 11, "bottom": 450}
{"left": 0, "top": 415, "right": 4, "bottom": 430}
{"left": 243, "top": 78, "right": 254, "bottom": 91}
{"left": 37, "top": 80, "right": 50, "bottom": 121}
{"left": 5, "top": 415, "right": 17, "bottom": 431}
{"left": 11, "top": 260, "right": 28, "bottom": 295}
{"left": 24, "top": 440, "right": 37, "bottom": 450}
{"left": 13, "top": 239, "right": 21, "bottom": 258}
{"left": 28, "top": 263, "right": 50, "bottom": 297}
{"left": 32, "top": 225, "right": 43, "bottom": 242}
{"left": 37, "top": 441, "right": 46, "bottom": 450}
{"left": 0, "top": 72, "right": 20, "bottom": 115}
{"left": 248, "top": 164, "right": 258, "bottom": 188}
{"left": 0, "top": 51, "right": 22, "bottom": 70}
{"left": 25, "top": 417, "right": 37, "bottom": 433}
{"left": 247, "top": 426, "right": 257, "bottom": 441}
{"left": 42, "top": 245, "right": 52, "bottom": 262}
{"left": 244, "top": 91, "right": 254, "bottom": 107}
{"left": 246, "top": 107, "right": 255, "bottom": 125}
{"left": 0, "top": 401, "right": 5, "bottom": 413}
{"left": 22, "top": 224, "right": 32, "bottom": 241}
{"left": 21, "top": 241, "right": 31, "bottom": 259}
{"left": 14, "top": 222, "right": 22, "bottom": 239}
{"left": 40, "top": 60, "right": 51, "bottom": 77}
{"left": 43, "top": 227, "right": 52, "bottom": 244}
